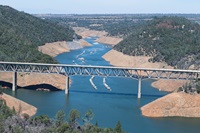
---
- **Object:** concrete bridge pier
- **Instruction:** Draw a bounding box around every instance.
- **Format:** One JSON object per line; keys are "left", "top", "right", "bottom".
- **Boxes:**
{"left": 138, "top": 78, "right": 142, "bottom": 99}
{"left": 65, "top": 76, "right": 70, "bottom": 94}
{"left": 12, "top": 71, "right": 17, "bottom": 91}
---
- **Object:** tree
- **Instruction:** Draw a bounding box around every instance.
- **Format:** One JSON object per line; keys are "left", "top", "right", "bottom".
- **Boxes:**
{"left": 82, "top": 110, "right": 94, "bottom": 125}
{"left": 68, "top": 109, "right": 80, "bottom": 129}
{"left": 55, "top": 110, "right": 65, "bottom": 127}
{"left": 56, "top": 123, "right": 70, "bottom": 133}
{"left": 114, "top": 121, "right": 123, "bottom": 133}
{"left": 31, "top": 115, "right": 51, "bottom": 126}
{"left": 0, "top": 5, "right": 75, "bottom": 63}
{"left": 196, "top": 83, "right": 200, "bottom": 93}
{"left": 113, "top": 16, "right": 200, "bottom": 69}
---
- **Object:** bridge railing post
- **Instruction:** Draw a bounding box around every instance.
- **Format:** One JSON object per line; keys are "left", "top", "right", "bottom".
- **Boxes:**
{"left": 65, "top": 76, "right": 70, "bottom": 94}
{"left": 12, "top": 71, "right": 17, "bottom": 91}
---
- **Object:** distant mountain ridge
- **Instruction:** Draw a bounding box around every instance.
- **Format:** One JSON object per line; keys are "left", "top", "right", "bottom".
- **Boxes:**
{"left": 114, "top": 16, "right": 200, "bottom": 69}
{"left": 0, "top": 5, "right": 75, "bottom": 63}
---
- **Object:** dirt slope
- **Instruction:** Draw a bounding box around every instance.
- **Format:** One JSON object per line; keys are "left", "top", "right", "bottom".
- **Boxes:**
{"left": 141, "top": 92, "right": 200, "bottom": 117}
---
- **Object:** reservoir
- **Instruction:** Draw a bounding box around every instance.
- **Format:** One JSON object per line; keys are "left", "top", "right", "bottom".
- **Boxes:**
{"left": 4, "top": 37, "right": 200, "bottom": 133}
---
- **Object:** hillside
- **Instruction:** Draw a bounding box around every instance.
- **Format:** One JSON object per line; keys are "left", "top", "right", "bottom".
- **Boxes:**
{"left": 0, "top": 5, "right": 75, "bottom": 63}
{"left": 44, "top": 14, "right": 146, "bottom": 37}
{"left": 114, "top": 16, "right": 200, "bottom": 69}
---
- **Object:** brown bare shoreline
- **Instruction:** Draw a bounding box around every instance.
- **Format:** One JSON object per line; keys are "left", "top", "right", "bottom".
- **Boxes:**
{"left": 73, "top": 27, "right": 123, "bottom": 46}
{"left": 1, "top": 93, "right": 37, "bottom": 117}
{"left": 38, "top": 39, "right": 91, "bottom": 57}
{"left": 0, "top": 33, "right": 92, "bottom": 117}
{"left": 102, "top": 49, "right": 187, "bottom": 92}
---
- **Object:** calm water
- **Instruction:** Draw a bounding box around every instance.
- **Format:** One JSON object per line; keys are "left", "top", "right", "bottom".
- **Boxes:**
{"left": 4, "top": 37, "right": 200, "bottom": 133}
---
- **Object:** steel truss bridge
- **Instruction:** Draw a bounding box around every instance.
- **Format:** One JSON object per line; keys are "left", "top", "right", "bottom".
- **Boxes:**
{"left": 0, "top": 61, "right": 200, "bottom": 98}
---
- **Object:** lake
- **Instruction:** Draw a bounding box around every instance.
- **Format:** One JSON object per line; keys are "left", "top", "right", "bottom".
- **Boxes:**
{"left": 4, "top": 37, "right": 200, "bottom": 133}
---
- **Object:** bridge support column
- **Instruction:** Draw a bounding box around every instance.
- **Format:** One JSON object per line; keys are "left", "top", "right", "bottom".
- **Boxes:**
{"left": 138, "top": 78, "right": 142, "bottom": 99}
{"left": 12, "top": 71, "right": 17, "bottom": 91}
{"left": 65, "top": 76, "right": 70, "bottom": 94}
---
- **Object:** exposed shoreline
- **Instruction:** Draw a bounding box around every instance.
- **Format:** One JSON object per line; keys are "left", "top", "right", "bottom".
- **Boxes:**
{"left": 38, "top": 39, "right": 91, "bottom": 57}
{"left": 0, "top": 28, "right": 112, "bottom": 118}
{"left": 73, "top": 27, "right": 123, "bottom": 46}
{"left": 0, "top": 72, "right": 67, "bottom": 116}
{"left": 95, "top": 36, "right": 123, "bottom": 45}
{"left": 102, "top": 49, "right": 200, "bottom": 118}
{"left": 1, "top": 93, "right": 37, "bottom": 117}
{"left": 0, "top": 31, "right": 92, "bottom": 117}
{"left": 0, "top": 72, "right": 67, "bottom": 90}
{"left": 0, "top": 39, "right": 86, "bottom": 117}
{"left": 73, "top": 27, "right": 108, "bottom": 38}
{"left": 141, "top": 92, "right": 200, "bottom": 117}
{"left": 102, "top": 49, "right": 186, "bottom": 92}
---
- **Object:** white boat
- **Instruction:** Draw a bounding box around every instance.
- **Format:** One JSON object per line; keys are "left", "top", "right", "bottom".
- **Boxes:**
{"left": 78, "top": 57, "right": 84, "bottom": 61}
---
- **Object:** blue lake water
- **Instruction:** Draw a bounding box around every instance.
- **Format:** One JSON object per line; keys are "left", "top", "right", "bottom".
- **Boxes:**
{"left": 4, "top": 37, "right": 200, "bottom": 133}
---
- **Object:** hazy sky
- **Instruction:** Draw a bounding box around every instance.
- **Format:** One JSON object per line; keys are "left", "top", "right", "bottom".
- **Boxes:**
{"left": 0, "top": 0, "right": 200, "bottom": 14}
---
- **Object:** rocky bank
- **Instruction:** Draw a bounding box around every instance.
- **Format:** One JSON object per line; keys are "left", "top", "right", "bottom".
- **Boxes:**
{"left": 103, "top": 49, "right": 200, "bottom": 117}
{"left": 102, "top": 49, "right": 186, "bottom": 92}
{"left": 1, "top": 93, "right": 37, "bottom": 117}
{"left": 38, "top": 41, "right": 70, "bottom": 57}
{"left": 95, "top": 36, "right": 123, "bottom": 45}
{"left": 0, "top": 68, "right": 68, "bottom": 117}
{"left": 73, "top": 27, "right": 122, "bottom": 45}
{"left": 0, "top": 29, "right": 91, "bottom": 118}
{"left": 0, "top": 72, "right": 67, "bottom": 90}
{"left": 141, "top": 92, "right": 200, "bottom": 117}
{"left": 73, "top": 27, "right": 108, "bottom": 38}
{"left": 38, "top": 39, "right": 91, "bottom": 57}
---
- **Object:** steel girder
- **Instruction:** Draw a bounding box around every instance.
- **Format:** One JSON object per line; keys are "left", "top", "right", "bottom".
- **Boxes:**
{"left": 0, "top": 62, "right": 199, "bottom": 80}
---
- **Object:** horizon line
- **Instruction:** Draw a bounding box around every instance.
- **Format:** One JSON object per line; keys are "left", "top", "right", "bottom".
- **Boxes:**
{"left": 32, "top": 13, "right": 200, "bottom": 15}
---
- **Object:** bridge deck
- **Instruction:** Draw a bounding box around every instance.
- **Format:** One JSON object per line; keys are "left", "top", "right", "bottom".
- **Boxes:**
{"left": 0, "top": 61, "right": 199, "bottom": 80}
{"left": 0, "top": 61, "right": 200, "bottom": 98}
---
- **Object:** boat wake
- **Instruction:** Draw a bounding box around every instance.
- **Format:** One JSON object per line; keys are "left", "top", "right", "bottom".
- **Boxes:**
{"left": 76, "top": 50, "right": 85, "bottom": 58}
{"left": 89, "top": 76, "right": 97, "bottom": 90}
{"left": 103, "top": 77, "right": 111, "bottom": 91}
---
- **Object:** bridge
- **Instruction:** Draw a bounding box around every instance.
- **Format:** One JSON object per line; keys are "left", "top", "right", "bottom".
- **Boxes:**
{"left": 0, "top": 61, "right": 200, "bottom": 98}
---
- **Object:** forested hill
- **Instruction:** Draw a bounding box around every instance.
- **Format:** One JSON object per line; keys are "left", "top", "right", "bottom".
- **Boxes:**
{"left": 114, "top": 16, "right": 200, "bottom": 69}
{"left": 0, "top": 5, "right": 75, "bottom": 63}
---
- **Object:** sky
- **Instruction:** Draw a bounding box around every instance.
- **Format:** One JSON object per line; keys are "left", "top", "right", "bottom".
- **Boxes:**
{"left": 0, "top": 0, "right": 200, "bottom": 14}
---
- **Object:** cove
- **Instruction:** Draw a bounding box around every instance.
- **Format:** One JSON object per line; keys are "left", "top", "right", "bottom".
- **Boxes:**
{"left": 4, "top": 37, "right": 200, "bottom": 133}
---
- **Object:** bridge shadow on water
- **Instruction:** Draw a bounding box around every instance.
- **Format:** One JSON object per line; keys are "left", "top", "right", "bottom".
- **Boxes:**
{"left": 69, "top": 90, "right": 166, "bottom": 98}
{"left": 0, "top": 81, "right": 13, "bottom": 89}
{"left": 0, "top": 81, "right": 166, "bottom": 97}
{"left": 0, "top": 81, "right": 61, "bottom": 91}
{"left": 24, "top": 84, "right": 61, "bottom": 91}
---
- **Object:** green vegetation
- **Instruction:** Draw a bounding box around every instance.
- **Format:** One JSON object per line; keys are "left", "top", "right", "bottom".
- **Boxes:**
{"left": 178, "top": 80, "right": 200, "bottom": 94}
{"left": 0, "top": 5, "right": 75, "bottom": 63}
{"left": 0, "top": 101, "right": 125, "bottom": 133}
{"left": 45, "top": 14, "right": 147, "bottom": 37}
{"left": 114, "top": 16, "right": 200, "bottom": 68}
{"left": 44, "top": 14, "right": 200, "bottom": 38}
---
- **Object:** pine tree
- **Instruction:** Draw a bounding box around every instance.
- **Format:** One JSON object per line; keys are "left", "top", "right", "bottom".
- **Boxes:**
{"left": 114, "top": 121, "right": 123, "bottom": 133}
